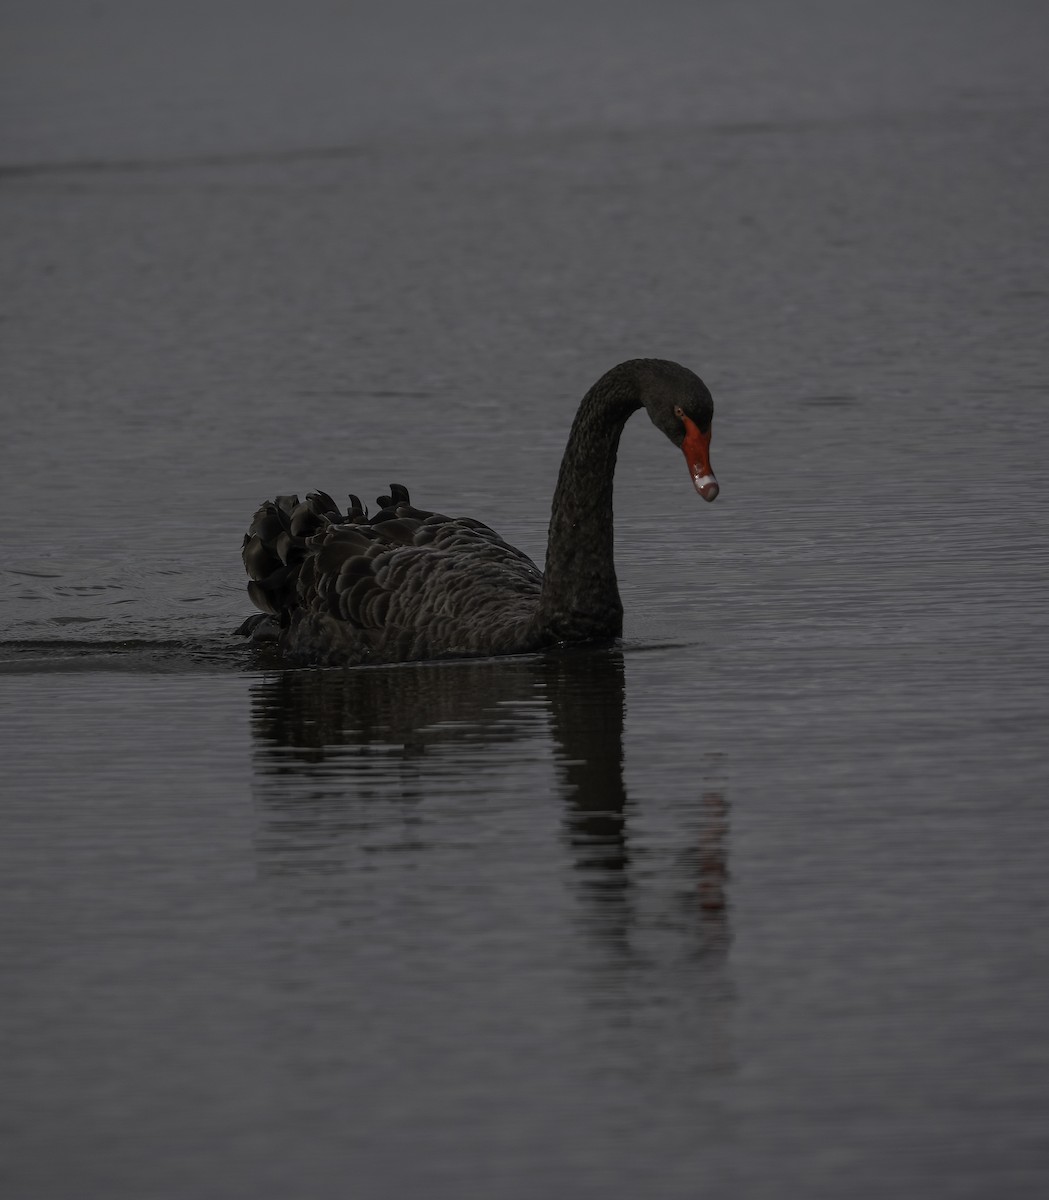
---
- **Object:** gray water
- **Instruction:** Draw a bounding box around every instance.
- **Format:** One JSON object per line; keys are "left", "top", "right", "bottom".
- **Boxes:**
{"left": 3, "top": 2, "right": 1049, "bottom": 1196}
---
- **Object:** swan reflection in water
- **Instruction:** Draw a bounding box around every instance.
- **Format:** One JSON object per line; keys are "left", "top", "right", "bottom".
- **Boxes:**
{"left": 249, "top": 648, "right": 730, "bottom": 964}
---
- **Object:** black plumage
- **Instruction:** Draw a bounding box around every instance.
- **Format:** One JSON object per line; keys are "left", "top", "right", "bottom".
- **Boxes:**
{"left": 239, "top": 359, "right": 718, "bottom": 666}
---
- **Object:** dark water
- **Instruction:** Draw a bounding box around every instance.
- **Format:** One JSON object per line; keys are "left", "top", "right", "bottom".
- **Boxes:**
{"left": 3, "top": 1, "right": 1049, "bottom": 1196}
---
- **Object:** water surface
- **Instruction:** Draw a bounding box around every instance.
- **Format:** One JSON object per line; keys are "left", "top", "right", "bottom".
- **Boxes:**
{"left": 3, "top": 2, "right": 1048, "bottom": 1196}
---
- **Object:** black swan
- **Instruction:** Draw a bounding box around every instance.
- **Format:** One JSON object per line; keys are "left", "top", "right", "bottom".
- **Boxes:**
{"left": 239, "top": 358, "right": 718, "bottom": 666}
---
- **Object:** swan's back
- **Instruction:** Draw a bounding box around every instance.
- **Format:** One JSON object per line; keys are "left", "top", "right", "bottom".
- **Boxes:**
{"left": 242, "top": 486, "right": 544, "bottom": 666}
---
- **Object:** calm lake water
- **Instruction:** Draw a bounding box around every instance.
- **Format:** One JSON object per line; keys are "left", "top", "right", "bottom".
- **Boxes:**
{"left": 3, "top": 1, "right": 1048, "bottom": 1196}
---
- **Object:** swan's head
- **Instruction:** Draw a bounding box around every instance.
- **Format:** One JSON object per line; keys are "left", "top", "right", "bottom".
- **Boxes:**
{"left": 635, "top": 359, "right": 719, "bottom": 502}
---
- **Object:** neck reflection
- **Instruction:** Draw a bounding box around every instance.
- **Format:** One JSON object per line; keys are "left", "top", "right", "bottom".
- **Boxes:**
{"left": 543, "top": 651, "right": 730, "bottom": 965}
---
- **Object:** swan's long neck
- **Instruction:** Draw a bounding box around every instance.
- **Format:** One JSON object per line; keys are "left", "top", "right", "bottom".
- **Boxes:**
{"left": 537, "top": 366, "right": 642, "bottom": 642}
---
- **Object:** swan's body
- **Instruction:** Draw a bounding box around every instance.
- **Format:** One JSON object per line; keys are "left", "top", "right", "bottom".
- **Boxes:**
{"left": 239, "top": 359, "right": 717, "bottom": 666}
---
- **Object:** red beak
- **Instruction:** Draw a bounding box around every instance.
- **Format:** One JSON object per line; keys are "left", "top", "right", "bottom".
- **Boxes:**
{"left": 681, "top": 415, "right": 719, "bottom": 502}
